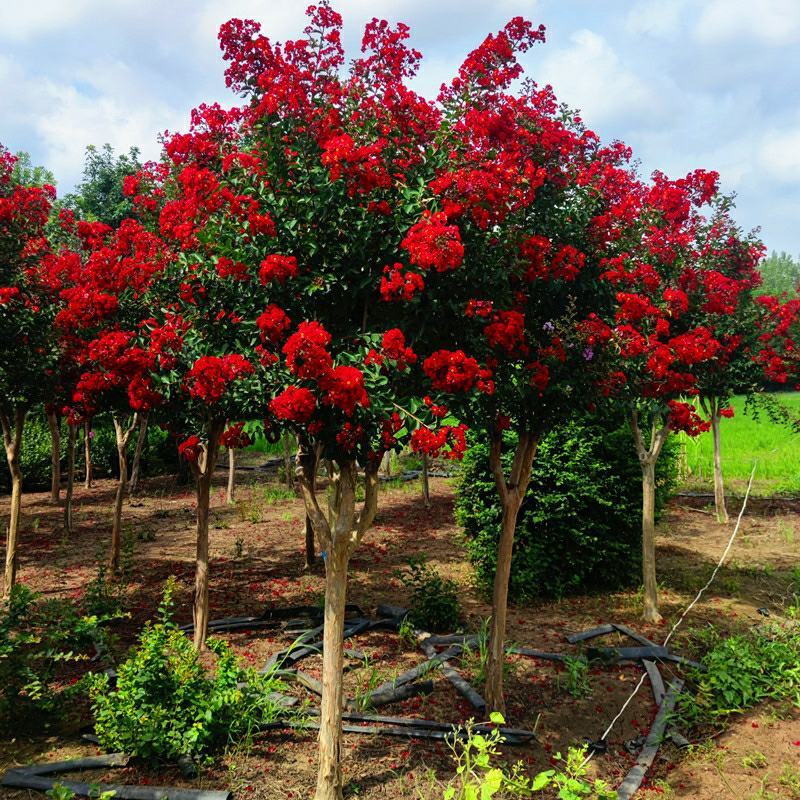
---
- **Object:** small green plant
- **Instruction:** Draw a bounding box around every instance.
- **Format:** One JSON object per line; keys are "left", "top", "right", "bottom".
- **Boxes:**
{"left": 461, "top": 618, "right": 516, "bottom": 687}
{"left": 0, "top": 585, "right": 113, "bottom": 731}
{"left": 741, "top": 751, "right": 768, "bottom": 769}
{"left": 558, "top": 656, "right": 591, "bottom": 699}
{"left": 88, "top": 578, "right": 294, "bottom": 763}
{"left": 441, "top": 713, "right": 613, "bottom": 799}
{"left": 46, "top": 785, "right": 77, "bottom": 800}
{"left": 779, "top": 764, "right": 800, "bottom": 798}
{"left": 678, "top": 622, "right": 800, "bottom": 727}
{"left": 263, "top": 485, "right": 296, "bottom": 503}
{"left": 83, "top": 563, "right": 125, "bottom": 618}
{"left": 232, "top": 537, "right": 245, "bottom": 560}
{"left": 396, "top": 556, "right": 460, "bottom": 633}
{"left": 352, "top": 656, "right": 385, "bottom": 712}
{"left": 398, "top": 616, "right": 417, "bottom": 650}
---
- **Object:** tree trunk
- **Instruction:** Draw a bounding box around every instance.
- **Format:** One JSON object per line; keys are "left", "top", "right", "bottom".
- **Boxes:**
{"left": 314, "top": 538, "right": 349, "bottom": 800}
{"left": 63, "top": 424, "right": 77, "bottom": 534}
{"left": 109, "top": 418, "right": 128, "bottom": 574}
{"left": 484, "top": 431, "right": 538, "bottom": 713}
{"left": 282, "top": 432, "right": 294, "bottom": 491}
{"left": 421, "top": 453, "right": 431, "bottom": 508}
{"left": 382, "top": 450, "right": 392, "bottom": 477}
{"left": 304, "top": 446, "right": 317, "bottom": 570}
{"left": 710, "top": 409, "right": 728, "bottom": 524}
{"left": 192, "top": 420, "right": 224, "bottom": 650}
{"left": 226, "top": 447, "right": 236, "bottom": 505}
{"left": 640, "top": 458, "right": 662, "bottom": 623}
{"left": 83, "top": 419, "right": 93, "bottom": 489}
{"left": 128, "top": 414, "right": 149, "bottom": 496}
{"left": 1, "top": 407, "right": 26, "bottom": 598}
{"left": 109, "top": 413, "right": 140, "bottom": 574}
{"left": 294, "top": 448, "right": 379, "bottom": 800}
{"left": 47, "top": 410, "right": 61, "bottom": 504}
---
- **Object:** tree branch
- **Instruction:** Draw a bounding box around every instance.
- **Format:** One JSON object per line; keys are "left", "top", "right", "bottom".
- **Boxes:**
{"left": 296, "top": 441, "right": 331, "bottom": 550}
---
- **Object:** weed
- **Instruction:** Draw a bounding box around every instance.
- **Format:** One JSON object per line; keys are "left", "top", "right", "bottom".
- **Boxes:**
{"left": 263, "top": 485, "right": 296, "bottom": 503}
{"left": 398, "top": 616, "right": 417, "bottom": 650}
{"left": 779, "top": 764, "right": 800, "bottom": 799}
{"left": 232, "top": 537, "right": 245, "bottom": 560}
{"left": 396, "top": 556, "right": 460, "bottom": 633}
{"left": 741, "top": 751, "right": 768, "bottom": 769}
{"left": 558, "top": 656, "right": 591, "bottom": 699}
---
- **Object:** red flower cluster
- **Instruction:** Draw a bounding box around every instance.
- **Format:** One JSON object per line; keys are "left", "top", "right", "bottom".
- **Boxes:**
{"left": 256, "top": 304, "right": 292, "bottom": 345}
{"left": 259, "top": 254, "right": 298, "bottom": 285}
{"left": 423, "top": 349, "right": 483, "bottom": 393}
{"left": 409, "top": 423, "right": 468, "bottom": 460}
{"left": 320, "top": 365, "right": 370, "bottom": 416}
{"left": 366, "top": 328, "right": 417, "bottom": 371}
{"left": 484, "top": 311, "right": 527, "bottom": 357}
{"left": 216, "top": 257, "right": 251, "bottom": 281}
{"left": 283, "top": 321, "right": 333, "bottom": 378}
{"left": 667, "top": 400, "right": 710, "bottom": 436}
{"left": 178, "top": 435, "right": 202, "bottom": 462}
{"left": 401, "top": 211, "right": 464, "bottom": 272}
{"left": 270, "top": 385, "right": 317, "bottom": 423}
{"left": 220, "top": 421, "right": 252, "bottom": 449}
{"left": 185, "top": 354, "right": 254, "bottom": 403}
{"left": 379, "top": 264, "right": 424, "bottom": 302}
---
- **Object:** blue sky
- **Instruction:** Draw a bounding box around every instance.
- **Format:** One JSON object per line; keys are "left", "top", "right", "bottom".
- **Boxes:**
{"left": 1, "top": 0, "right": 798, "bottom": 254}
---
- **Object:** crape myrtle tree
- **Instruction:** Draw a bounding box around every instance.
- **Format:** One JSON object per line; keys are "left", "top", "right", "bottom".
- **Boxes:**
{"left": 690, "top": 206, "right": 765, "bottom": 523}
{"left": 123, "top": 6, "right": 460, "bottom": 797}
{"left": 755, "top": 293, "right": 800, "bottom": 392}
{"left": 43, "top": 212, "right": 171, "bottom": 572}
{"left": 595, "top": 166, "right": 753, "bottom": 622}
{"left": 391, "top": 22, "right": 631, "bottom": 711}
{"left": 0, "top": 144, "right": 57, "bottom": 596}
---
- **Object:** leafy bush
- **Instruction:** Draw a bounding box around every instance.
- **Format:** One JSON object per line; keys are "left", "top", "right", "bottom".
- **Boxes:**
{"left": 0, "top": 409, "right": 178, "bottom": 492}
{"left": 0, "top": 584, "right": 112, "bottom": 731}
{"left": 439, "top": 713, "right": 614, "bottom": 799}
{"left": 88, "top": 579, "right": 292, "bottom": 763}
{"left": 397, "top": 556, "right": 461, "bottom": 633}
{"left": 679, "top": 622, "right": 800, "bottom": 726}
{"left": 455, "top": 414, "right": 678, "bottom": 601}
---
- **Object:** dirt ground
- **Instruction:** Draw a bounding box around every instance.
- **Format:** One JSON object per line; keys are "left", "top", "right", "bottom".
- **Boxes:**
{"left": 0, "top": 464, "right": 798, "bottom": 799}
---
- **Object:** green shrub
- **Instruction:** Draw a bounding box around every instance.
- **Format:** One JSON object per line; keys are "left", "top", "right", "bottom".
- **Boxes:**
{"left": 0, "top": 584, "right": 112, "bottom": 731}
{"left": 397, "top": 556, "right": 461, "bottom": 633}
{"left": 438, "top": 713, "right": 614, "bottom": 799}
{"left": 455, "top": 414, "right": 677, "bottom": 602}
{"left": 679, "top": 622, "right": 800, "bottom": 726}
{"left": 88, "top": 579, "right": 291, "bottom": 763}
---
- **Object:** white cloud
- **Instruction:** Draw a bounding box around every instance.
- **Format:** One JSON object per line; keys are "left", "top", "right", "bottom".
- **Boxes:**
{"left": 0, "top": 0, "right": 96, "bottom": 40}
{"left": 758, "top": 124, "right": 800, "bottom": 182}
{"left": 694, "top": 0, "right": 800, "bottom": 45}
{"left": 625, "top": 0, "right": 689, "bottom": 38}
{"left": 537, "top": 29, "right": 654, "bottom": 126}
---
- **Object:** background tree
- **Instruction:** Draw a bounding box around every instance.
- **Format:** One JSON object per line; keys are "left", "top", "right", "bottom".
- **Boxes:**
{"left": 400, "top": 20, "right": 622, "bottom": 712}
{"left": 0, "top": 144, "right": 57, "bottom": 596}
{"left": 758, "top": 250, "right": 799, "bottom": 298}
{"left": 690, "top": 206, "right": 765, "bottom": 522}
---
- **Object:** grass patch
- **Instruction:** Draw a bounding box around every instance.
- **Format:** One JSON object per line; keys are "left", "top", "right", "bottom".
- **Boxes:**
{"left": 677, "top": 392, "right": 800, "bottom": 495}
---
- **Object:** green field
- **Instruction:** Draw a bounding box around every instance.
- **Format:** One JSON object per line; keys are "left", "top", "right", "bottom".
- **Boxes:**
{"left": 678, "top": 392, "right": 800, "bottom": 496}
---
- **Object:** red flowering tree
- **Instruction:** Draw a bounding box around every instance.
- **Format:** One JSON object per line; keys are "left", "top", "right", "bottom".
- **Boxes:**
{"left": 393, "top": 23, "right": 630, "bottom": 711}
{"left": 43, "top": 213, "right": 170, "bottom": 572}
{"left": 0, "top": 144, "right": 57, "bottom": 596}
{"left": 688, "top": 207, "right": 765, "bottom": 522}
{"left": 123, "top": 6, "right": 463, "bottom": 797}
{"left": 593, "top": 167, "right": 759, "bottom": 621}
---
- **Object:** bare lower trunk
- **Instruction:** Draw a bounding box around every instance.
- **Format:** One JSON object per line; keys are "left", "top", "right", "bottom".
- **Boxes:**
{"left": 282, "top": 433, "right": 294, "bottom": 491}
{"left": 711, "top": 411, "right": 728, "bottom": 524}
{"left": 109, "top": 443, "right": 127, "bottom": 574}
{"left": 421, "top": 453, "right": 431, "bottom": 509}
{"left": 83, "top": 419, "right": 93, "bottom": 489}
{"left": 109, "top": 413, "right": 139, "bottom": 574}
{"left": 63, "top": 424, "right": 77, "bottom": 534}
{"left": 226, "top": 447, "right": 236, "bottom": 505}
{"left": 295, "top": 448, "right": 379, "bottom": 800}
{"left": 192, "top": 420, "right": 224, "bottom": 650}
{"left": 484, "top": 431, "right": 538, "bottom": 713}
{"left": 1, "top": 408, "right": 26, "bottom": 598}
{"left": 315, "top": 540, "right": 348, "bottom": 800}
{"left": 194, "top": 471, "right": 213, "bottom": 650}
{"left": 382, "top": 450, "right": 391, "bottom": 477}
{"left": 47, "top": 410, "right": 61, "bottom": 504}
{"left": 304, "top": 447, "right": 317, "bottom": 570}
{"left": 128, "top": 414, "right": 149, "bottom": 496}
{"left": 641, "top": 459, "right": 661, "bottom": 623}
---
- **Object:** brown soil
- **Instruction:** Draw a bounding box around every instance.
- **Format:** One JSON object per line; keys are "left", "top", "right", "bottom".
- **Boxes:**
{"left": 0, "top": 467, "right": 798, "bottom": 799}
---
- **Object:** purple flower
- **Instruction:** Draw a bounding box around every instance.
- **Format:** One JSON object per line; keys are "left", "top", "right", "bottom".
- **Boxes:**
{"left": 542, "top": 321, "right": 555, "bottom": 332}
{"left": 583, "top": 347, "right": 594, "bottom": 361}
